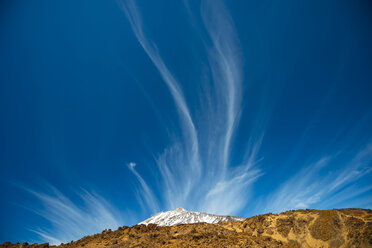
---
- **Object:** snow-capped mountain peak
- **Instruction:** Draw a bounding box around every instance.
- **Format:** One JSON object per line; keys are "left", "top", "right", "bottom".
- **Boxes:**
{"left": 138, "top": 208, "right": 245, "bottom": 226}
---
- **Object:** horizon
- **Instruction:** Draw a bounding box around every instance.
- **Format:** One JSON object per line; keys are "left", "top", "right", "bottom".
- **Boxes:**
{"left": 1, "top": 0, "right": 372, "bottom": 245}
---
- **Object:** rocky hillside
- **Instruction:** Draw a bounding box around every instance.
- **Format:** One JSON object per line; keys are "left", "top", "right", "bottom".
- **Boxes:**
{"left": 1, "top": 208, "right": 371, "bottom": 248}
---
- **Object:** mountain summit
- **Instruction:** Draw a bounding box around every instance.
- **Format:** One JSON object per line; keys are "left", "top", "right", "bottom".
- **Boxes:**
{"left": 139, "top": 207, "right": 245, "bottom": 226}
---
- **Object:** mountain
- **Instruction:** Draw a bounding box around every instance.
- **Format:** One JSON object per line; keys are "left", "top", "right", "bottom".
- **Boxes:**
{"left": 1, "top": 208, "right": 371, "bottom": 248}
{"left": 139, "top": 207, "right": 246, "bottom": 226}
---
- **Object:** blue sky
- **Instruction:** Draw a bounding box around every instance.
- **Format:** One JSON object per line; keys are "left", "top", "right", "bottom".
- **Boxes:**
{"left": 1, "top": 0, "right": 372, "bottom": 245}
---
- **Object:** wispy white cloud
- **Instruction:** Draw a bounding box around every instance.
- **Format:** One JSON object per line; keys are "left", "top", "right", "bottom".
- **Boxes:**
{"left": 201, "top": 0, "right": 242, "bottom": 176}
{"left": 202, "top": 168, "right": 262, "bottom": 214}
{"left": 120, "top": 0, "right": 205, "bottom": 210}
{"left": 119, "top": 0, "right": 201, "bottom": 176}
{"left": 20, "top": 184, "right": 123, "bottom": 245}
{"left": 127, "top": 162, "right": 159, "bottom": 212}
{"left": 120, "top": 0, "right": 263, "bottom": 215}
{"left": 260, "top": 142, "right": 372, "bottom": 213}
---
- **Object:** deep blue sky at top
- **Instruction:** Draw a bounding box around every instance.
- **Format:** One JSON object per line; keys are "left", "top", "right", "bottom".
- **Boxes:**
{"left": 1, "top": 0, "right": 372, "bottom": 244}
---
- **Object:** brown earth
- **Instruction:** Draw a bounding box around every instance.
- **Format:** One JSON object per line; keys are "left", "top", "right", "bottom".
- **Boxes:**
{"left": 2, "top": 208, "right": 371, "bottom": 248}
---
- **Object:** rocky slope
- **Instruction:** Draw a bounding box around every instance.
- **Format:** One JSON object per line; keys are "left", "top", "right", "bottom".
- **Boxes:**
{"left": 1, "top": 208, "right": 371, "bottom": 248}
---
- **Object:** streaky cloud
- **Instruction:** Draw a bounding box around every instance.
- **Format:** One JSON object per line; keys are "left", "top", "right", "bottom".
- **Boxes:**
{"left": 19, "top": 183, "right": 123, "bottom": 245}
{"left": 120, "top": 0, "right": 263, "bottom": 215}
{"left": 120, "top": 0, "right": 202, "bottom": 209}
{"left": 260, "top": 142, "right": 372, "bottom": 214}
{"left": 201, "top": 0, "right": 243, "bottom": 176}
{"left": 127, "top": 162, "right": 159, "bottom": 213}
{"left": 119, "top": 0, "right": 201, "bottom": 176}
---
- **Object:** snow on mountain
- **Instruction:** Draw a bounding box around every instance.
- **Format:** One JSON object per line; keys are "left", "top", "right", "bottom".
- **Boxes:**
{"left": 138, "top": 207, "right": 246, "bottom": 226}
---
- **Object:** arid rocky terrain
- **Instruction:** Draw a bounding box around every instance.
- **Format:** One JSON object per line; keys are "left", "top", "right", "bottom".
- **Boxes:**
{"left": 2, "top": 208, "right": 371, "bottom": 248}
